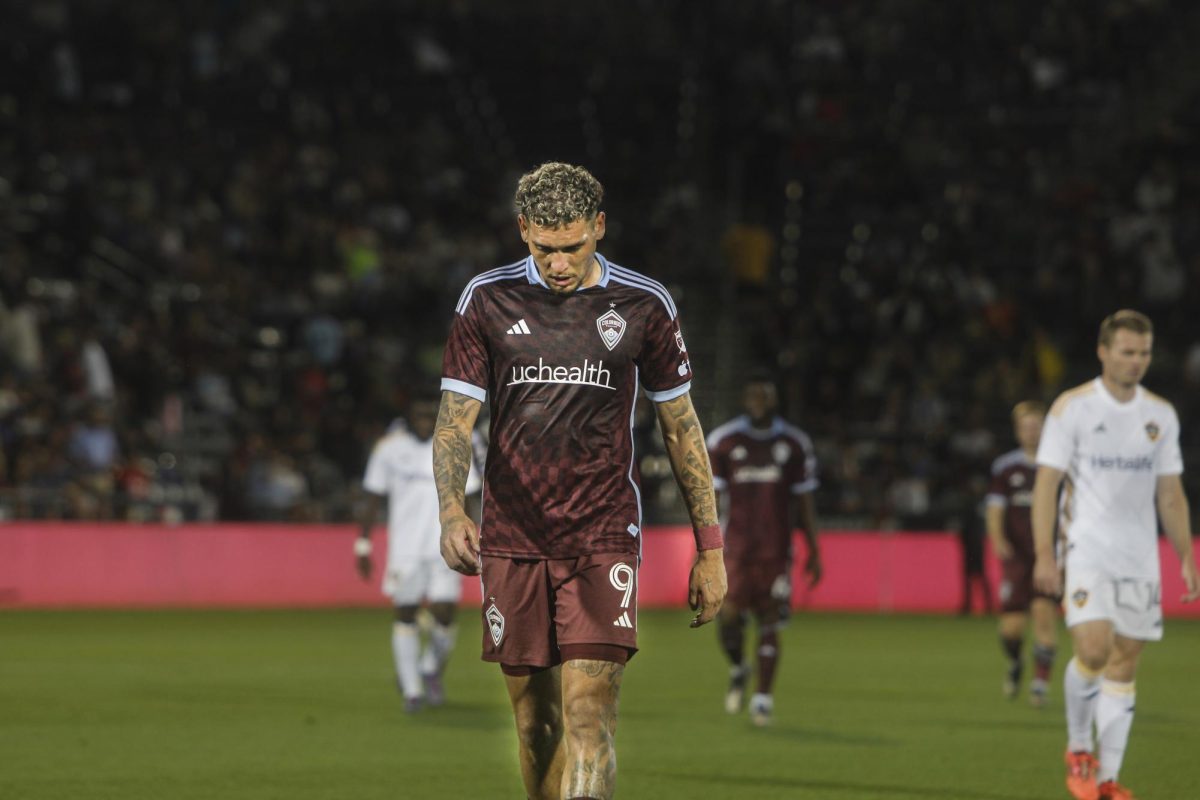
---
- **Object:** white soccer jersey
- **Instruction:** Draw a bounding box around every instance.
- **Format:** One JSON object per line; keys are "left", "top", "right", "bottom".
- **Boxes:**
{"left": 363, "top": 428, "right": 483, "bottom": 565}
{"left": 1037, "top": 378, "right": 1183, "bottom": 576}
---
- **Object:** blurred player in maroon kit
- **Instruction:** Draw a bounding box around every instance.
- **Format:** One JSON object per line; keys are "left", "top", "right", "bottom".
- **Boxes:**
{"left": 434, "top": 162, "right": 726, "bottom": 800}
{"left": 706, "top": 374, "right": 822, "bottom": 726}
{"left": 986, "top": 400, "right": 1058, "bottom": 708}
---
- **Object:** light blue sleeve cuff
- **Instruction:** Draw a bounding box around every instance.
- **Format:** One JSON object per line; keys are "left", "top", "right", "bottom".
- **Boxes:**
{"left": 712, "top": 477, "right": 728, "bottom": 491}
{"left": 645, "top": 381, "right": 691, "bottom": 403}
{"left": 790, "top": 479, "right": 819, "bottom": 494}
{"left": 441, "top": 378, "right": 487, "bottom": 403}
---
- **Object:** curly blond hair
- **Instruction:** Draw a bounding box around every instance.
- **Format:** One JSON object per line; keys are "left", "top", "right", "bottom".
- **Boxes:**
{"left": 514, "top": 162, "right": 603, "bottom": 227}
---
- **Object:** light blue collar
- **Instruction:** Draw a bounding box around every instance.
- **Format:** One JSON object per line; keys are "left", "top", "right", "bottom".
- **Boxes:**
{"left": 525, "top": 254, "right": 611, "bottom": 290}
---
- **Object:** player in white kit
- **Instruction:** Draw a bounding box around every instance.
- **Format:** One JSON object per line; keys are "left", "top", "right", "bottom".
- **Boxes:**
{"left": 357, "top": 390, "right": 483, "bottom": 712}
{"left": 1032, "top": 310, "right": 1198, "bottom": 800}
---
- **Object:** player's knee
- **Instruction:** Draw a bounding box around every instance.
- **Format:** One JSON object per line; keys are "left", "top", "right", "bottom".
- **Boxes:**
{"left": 1074, "top": 642, "right": 1109, "bottom": 673}
{"left": 393, "top": 605, "right": 419, "bottom": 624}
{"left": 429, "top": 603, "right": 456, "bottom": 626}
{"left": 562, "top": 693, "right": 617, "bottom": 741}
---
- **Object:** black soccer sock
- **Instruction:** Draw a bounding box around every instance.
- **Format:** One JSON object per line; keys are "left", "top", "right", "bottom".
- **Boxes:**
{"left": 1001, "top": 636, "right": 1023, "bottom": 680}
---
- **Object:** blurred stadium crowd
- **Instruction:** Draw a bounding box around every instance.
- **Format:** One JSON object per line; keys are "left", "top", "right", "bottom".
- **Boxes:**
{"left": 3, "top": 0, "right": 1200, "bottom": 527}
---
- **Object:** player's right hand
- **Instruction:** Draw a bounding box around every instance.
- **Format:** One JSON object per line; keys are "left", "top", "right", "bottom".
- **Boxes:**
{"left": 1181, "top": 558, "right": 1199, "bottom": 603}
{"left": 991, "top": 538, "right": 1013, "bottom": 561}
{"left": 356, "top": 554, "right": 372, "bottom": 580}
{"left": 440, "top": 514, "right": 481, "bottom": 575}
{"left": 1033, "top": 555, "right": 1060, "bottom": 597}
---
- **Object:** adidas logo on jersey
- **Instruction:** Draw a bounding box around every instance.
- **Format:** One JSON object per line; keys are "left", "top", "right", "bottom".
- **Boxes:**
{"left": 506, "top": 319, "right": 531, "bottom": 335}
{"left": 612, "top": 611, "right": 634, "bottom": 629}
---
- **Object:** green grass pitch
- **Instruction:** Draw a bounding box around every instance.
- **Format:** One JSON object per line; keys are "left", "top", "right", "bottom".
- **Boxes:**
{"left": 2, "top": 609, "right": 1196, "bottom": 799}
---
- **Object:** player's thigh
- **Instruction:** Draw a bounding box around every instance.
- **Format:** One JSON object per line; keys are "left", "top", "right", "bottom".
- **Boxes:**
{"left": 552, "top": 553, "right": 638, "bottom": 655}
{"left": 384, "top": 561, "right": 431, "bottom": 607}
{"left": 480, "top": 556, "right": 557, "bottom": 668}
{"left": 725, "top": 561, "right": 780, "bottom": 617}
{"left": 999, "top": 557, "right": 1035, "bottom": 615}
{"left": 1065, "top": 566, "right": 1163, "bottom": 645}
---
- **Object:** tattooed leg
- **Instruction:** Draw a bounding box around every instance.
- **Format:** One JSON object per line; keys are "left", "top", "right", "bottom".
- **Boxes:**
{"left": 560, "top": 659, "right": 624, "bottom": 800}
{"left": 504, "top": 667, "right": 565, "bottom": 800}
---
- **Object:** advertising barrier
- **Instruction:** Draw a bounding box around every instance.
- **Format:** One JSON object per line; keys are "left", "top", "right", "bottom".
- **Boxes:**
{"left": 1, "top": 523, "right": 1197, "bottom": 617}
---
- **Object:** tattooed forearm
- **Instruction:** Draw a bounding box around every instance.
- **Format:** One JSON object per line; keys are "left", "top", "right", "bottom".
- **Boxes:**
{"left": 433, "top": 391, "right": 482, "bottom": 519}
{"left": 655, "top": 394, "right": 719, "bottom": 527}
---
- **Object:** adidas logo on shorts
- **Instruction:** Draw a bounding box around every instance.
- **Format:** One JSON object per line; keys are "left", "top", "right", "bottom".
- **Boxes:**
{"left": 612, "top": 611, "right": 634, "bottom": 629}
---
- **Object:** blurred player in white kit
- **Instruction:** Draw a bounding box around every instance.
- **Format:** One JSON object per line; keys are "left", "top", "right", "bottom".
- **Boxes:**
{"left": 357, "top": 389, "right": 483, "bottom": 712}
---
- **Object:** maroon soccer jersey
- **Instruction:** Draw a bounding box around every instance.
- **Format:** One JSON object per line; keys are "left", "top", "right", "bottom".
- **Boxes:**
{"left": 706, "top": 416, "right": 818, "bottom": 565}
{"left": 986, "top": 448, "right": 1036, "bottom": 558}
{"left": 441, "top": 255, "right": 692, "bottom": 559}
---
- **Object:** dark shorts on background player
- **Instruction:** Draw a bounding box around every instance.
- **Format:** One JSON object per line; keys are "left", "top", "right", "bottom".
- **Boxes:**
{"left": 999, "top": 555, "right": 1060, "bottom": 613}
{"left": 480, "top": 552, "right": 638, "bottom": 670}
{"left": 725, "top": 560, "right": 788, "bottom": 616}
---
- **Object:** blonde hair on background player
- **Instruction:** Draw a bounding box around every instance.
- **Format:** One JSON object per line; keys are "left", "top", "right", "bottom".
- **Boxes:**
{"left": 1097, "top": 309, "right": 1152, "bottom": 347}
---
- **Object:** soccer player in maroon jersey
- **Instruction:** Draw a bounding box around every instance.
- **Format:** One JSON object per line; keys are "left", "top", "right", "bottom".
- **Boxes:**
{"left": 986, "top": 400, "right": 1059, "bottom": 708}
{"left": 433, "top": 162, "right": 726, "bottom": 800}
{"left": 706, "top": 374, "right": 822, "bottom": 727}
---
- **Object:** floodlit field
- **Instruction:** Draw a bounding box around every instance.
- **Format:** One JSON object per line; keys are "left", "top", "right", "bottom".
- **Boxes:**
{"left": 2, "top": 609, "right": 1196, "bottom": 799}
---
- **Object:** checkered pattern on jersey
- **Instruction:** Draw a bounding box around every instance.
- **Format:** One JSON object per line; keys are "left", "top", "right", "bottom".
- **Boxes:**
{"left": 708, "top": 418, "right": 816, "bottom": 565}
{"left": 443, "top": 258, "right": 691, "bottom": 558}
{"left": 988, "top": 450, "right": 1037, "bottom": 558}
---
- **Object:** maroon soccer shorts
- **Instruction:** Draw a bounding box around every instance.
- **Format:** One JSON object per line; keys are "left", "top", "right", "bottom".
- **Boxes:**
{"left": 479, "top": 552, "right": 639, "bottom": 669}
{"left": 725, "top": 560, "right": 788, "bottom": 616}
{"left": 999, "top": 555, "right": 1061, "bottom": 613}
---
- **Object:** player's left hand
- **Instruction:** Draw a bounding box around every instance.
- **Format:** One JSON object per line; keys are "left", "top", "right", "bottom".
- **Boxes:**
{"left": 688, "top": 549, "right": 727, "bottom": 628}
{"left": 356, "top": 554, "right": 372, "bottom": 580}
{"left": 805, "top": 553, "right": 823, "bottom": 588}
{"left": 1182, "top": 559, "right": 1199, "bottom": 603}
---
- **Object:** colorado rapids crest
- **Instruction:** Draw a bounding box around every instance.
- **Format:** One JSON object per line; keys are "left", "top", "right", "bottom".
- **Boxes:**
{"left": 596, "top": 309, "right": 627, "bottom": 351}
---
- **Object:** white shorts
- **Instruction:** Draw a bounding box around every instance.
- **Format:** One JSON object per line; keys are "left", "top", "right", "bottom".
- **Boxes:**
{"left": 382, "top": 558, "right": 464, "bottom": 607}
{"left": 1063, "top": 567, "right": 1163, "bottom": 641}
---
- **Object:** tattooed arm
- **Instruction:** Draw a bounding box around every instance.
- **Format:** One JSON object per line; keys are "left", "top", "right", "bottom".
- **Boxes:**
{"left": 654, "top": 392, "right": 727, "bottom": 627}
{"left": 434, "top": 390, "right": 483, "bottom": 575}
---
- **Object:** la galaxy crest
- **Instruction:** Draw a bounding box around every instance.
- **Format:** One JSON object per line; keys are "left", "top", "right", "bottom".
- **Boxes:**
{"left": 1072, "top": 588, "right": 1089, "bottom": 608}
{"left": 1145, "top": 421, "right": 1160, "bottom": 442}
{"left": 596, "top": 309, "right": 626, "bottom": 351}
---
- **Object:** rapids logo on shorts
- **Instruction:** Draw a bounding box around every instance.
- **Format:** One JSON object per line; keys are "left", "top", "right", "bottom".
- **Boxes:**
{"left": 596, "top": 309, "right": 626, "bottom": 351}
{"left": 485, "top": 603, "right": 506, "bottom": 646}
{"left": 1072, "top": 588, "right": 1089, "bottom": 608}
{"left": 1145, "top": 421, "right": 1160, "bottom": 442}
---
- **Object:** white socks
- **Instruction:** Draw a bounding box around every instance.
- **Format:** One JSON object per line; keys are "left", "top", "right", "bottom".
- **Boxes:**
{"left": 392, "top": 622, "right": 422, "bottom": 699}
{"left": 1096, "top": 680, "right": 1136, "bottom": 783}
{"left": 1063, "top": 657, "right": 1101, "bottom": 752}
{"left": 420, "top": 623, "right": 457, "bottom": 677}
